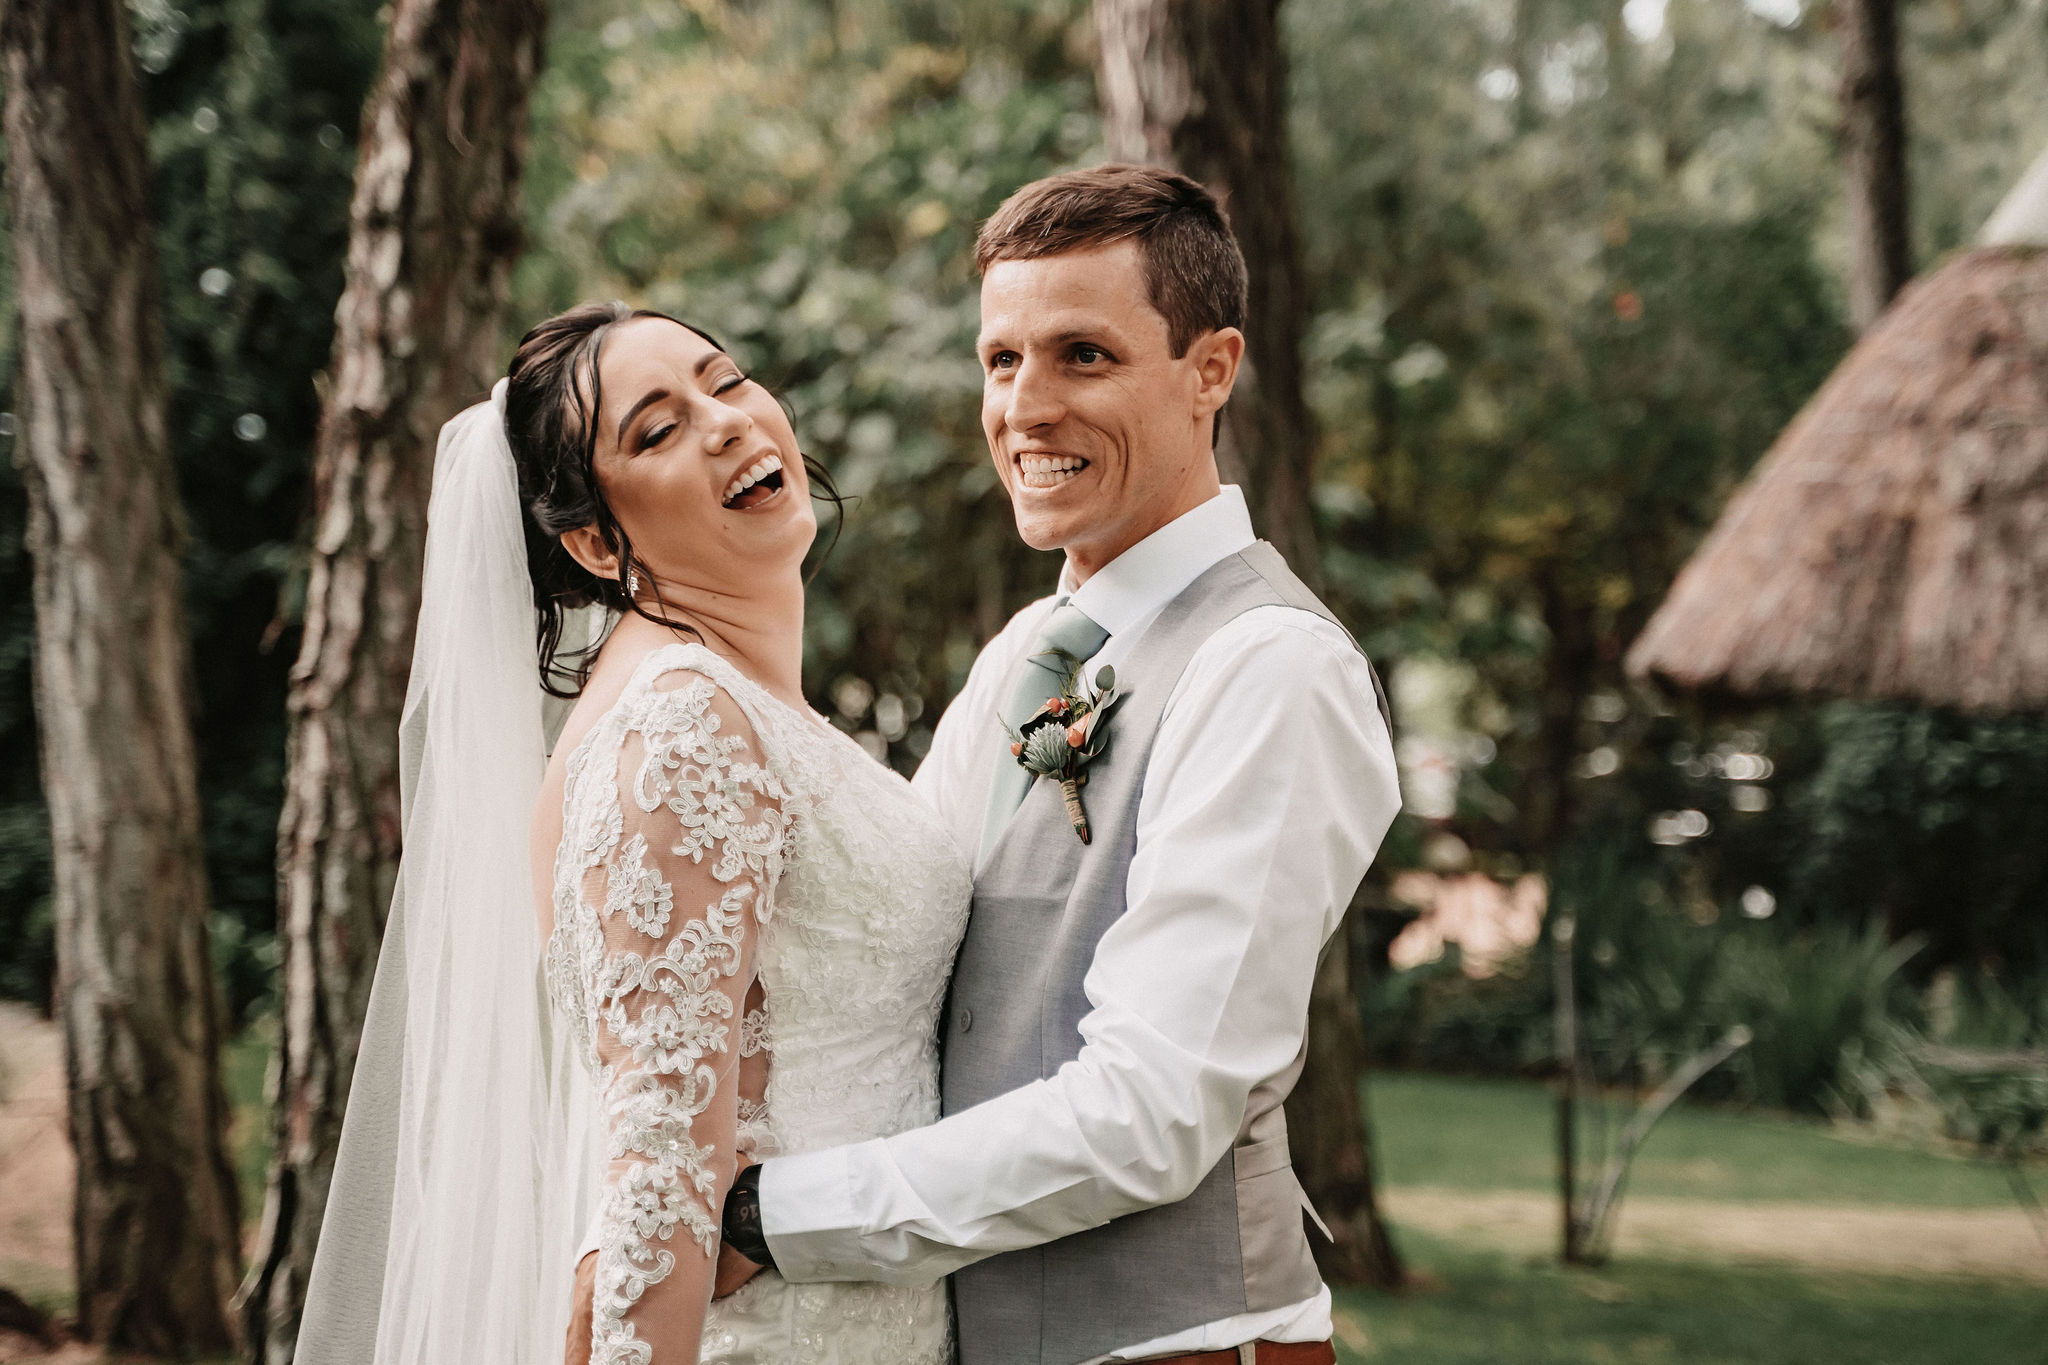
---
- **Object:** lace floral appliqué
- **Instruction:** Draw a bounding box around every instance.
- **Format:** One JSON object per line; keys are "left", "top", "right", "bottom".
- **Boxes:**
{"left": 554, "top": 669, "right": 791, "bottom": 1365}
{"left": 549, "top": 642, "right": 966, "bottom": 1365}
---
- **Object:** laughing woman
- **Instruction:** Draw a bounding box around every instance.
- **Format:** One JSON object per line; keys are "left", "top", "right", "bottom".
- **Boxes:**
{"left": 297, "top": 303, "right": 971, "bottom": 1365}
{"left": 521, "top": 306, "right": 969, "bottom": 1364}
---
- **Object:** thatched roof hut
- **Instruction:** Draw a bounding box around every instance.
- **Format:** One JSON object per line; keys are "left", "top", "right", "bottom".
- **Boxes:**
{"left": 1626, "top": 147, "right": 2048, "bottom": 711}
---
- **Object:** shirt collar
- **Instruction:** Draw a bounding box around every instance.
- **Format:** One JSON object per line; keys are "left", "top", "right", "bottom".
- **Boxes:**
{"left": 1061, "top": 485, "right": 1256, "bottom": 638}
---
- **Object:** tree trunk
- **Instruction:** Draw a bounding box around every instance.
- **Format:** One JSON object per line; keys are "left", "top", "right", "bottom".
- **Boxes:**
{"left": 237, "top": 3, "right": 551, "bottom": 1360}
{"left": 1097, "top": 0, "right": 1322, "bottom": 584}
{"left": 1839, "top": 0, "right": 1910, "bottom": 331}
{"left": 0, "top": 0, "right": 242, "bottom": 1351}
{"left": 1095, "top": 0, "right": 1405, "bottom": 1289}
{"left": 1283, "top": 913, "right": 1407, "bottom": 1286}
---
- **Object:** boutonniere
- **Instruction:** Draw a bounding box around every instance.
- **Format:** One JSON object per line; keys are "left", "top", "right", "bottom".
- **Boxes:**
{"left": 1003, "top": 653, "right": 1129, "bottom": 844}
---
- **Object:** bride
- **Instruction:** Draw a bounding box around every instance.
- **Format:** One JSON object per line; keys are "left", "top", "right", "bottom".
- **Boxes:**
{"left": 295, "top": 302, "right": 971, "bottom": 1364}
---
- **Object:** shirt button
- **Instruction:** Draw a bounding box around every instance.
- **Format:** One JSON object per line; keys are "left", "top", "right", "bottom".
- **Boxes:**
{"left": 959, "top": 1008, "right": 974, "bottom": 1033}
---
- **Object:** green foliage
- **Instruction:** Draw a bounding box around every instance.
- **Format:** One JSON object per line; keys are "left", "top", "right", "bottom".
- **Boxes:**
{"left": 516, "top": 0, "right": 1101, "bottom": 764}
{"left": 1368, "top": 843, "right": 1926, "bottom": 1117}
{"left": 0, "top": 214, "right": 51, "bottom": 1006}
{"left": 148, "top": 0, "right": 382, "bottom": 1023}
{"left": 0, "top": 61, "right": 46, "bottom": 1007}
{"left": 1709, "top": 921, "right": 1921, "bottom": 1115}
{"left": 3, "top": 0, "right": 2048, "bottom": 1037}
{"left": 1362, "top": 951, "right": 1555, "bottom": 1078}
{"left": 1915, "top": 971, "right": 2048, "bottom": 1162}
{"left": 1291, "top": 0, "right": 2048, "bottom": 979}
{"left": 1784, "top": 704, "right": 2048, "bottom": 973}
{"left": 1290, "top": 0, "right": 1853, "bottom": 723}
{"left": 148, "top": 0, "right": 382, "bottom": 1022}
{"left": 1567, "top": 877, "right": 1923, "bottom": 1119}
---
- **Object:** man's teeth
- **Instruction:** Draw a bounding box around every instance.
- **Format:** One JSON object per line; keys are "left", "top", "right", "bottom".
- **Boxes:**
{"left": 1019, "top": 455, "right": 1086, "bottom": 489}
{"left": 721, "top": 453, "right": 784, "bottom": 506}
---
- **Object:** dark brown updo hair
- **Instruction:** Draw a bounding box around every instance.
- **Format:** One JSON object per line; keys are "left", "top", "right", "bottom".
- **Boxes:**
{"left": 504, "top": 300, "right": 840, "bottom": 697}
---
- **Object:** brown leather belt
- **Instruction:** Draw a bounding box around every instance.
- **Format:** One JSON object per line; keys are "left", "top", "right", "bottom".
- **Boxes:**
{"left": 1139, "top": 1341, "right": 1337, "bottom": 1365}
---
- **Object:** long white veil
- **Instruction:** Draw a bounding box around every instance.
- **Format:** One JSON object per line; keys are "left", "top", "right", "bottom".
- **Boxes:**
{"left": 296, "top": 380, "right": 602, "bottom": 1364}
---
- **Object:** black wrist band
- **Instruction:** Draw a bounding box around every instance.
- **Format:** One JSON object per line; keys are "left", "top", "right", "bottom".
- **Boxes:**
{"left": 723, "top": 1163, "right": 776, "bottom": 1270}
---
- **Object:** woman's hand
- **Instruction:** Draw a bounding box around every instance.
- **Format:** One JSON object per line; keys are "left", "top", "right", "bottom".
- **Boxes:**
{"left": 712, "top": 1242, "right": 765, "bottom": 1299}
{"left": 564, "top": 1250, "right": 596, "bottom": 1365}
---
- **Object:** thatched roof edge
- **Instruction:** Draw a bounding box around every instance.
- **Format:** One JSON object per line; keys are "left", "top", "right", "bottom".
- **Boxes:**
{"left": 1625, "top": 245, "right": 2048, "bottom": 712}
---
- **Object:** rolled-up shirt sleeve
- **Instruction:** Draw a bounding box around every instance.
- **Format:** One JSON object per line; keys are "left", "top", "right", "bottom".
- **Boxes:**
{"left": 761, "top": 609, "right": 1400, "bottom": 1286}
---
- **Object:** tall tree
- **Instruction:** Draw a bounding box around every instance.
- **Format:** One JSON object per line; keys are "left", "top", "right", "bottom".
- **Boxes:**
{"left": 237, "top": 2, "right": 552, "bottom": 1359}
{"left": 0, "top": 0, "right": 241, "bottom": 1351}
{"left": 1094, "top": 0, "right": 1404, "bottom": 1289}
{"left": 1098, "top": 0, "right": 1320, "bottom": 579}
{"left": 1839, "top": 0, "right": 1911, "bottom": 329}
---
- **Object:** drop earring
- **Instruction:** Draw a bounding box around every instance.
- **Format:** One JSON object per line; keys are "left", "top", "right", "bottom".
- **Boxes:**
{"left": 625, "top": 564, "right": 639, "bottom": 597}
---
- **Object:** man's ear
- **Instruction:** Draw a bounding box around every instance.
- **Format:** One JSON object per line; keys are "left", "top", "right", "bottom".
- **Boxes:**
{"left": 559, "top": 523, "right": 619, "bottom": 582}
{"left": 1190, "top": 327, "right": 1245, "bottom": 421}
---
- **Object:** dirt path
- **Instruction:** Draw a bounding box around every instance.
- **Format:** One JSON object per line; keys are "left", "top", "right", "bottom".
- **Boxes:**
{"left": 0, "top": 1006, "right": 79, "bottom": 1362}
{"left": 1381, "top": 1186, "right": 2048, "bottom": 1283}
{"left": 0, "top": 1005, "right": 71, "bottom": 1306}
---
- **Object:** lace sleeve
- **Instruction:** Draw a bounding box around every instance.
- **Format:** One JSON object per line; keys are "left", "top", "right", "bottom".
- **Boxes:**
{"left": 586, "top": 668, "right": 788, "bottom": 1365}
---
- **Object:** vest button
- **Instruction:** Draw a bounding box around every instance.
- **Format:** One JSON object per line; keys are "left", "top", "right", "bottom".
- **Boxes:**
{"left": 959, "top": 1007, "right": 974, "bottom": 1033}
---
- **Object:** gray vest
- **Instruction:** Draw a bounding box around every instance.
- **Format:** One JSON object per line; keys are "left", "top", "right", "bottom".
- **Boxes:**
{"left": 942, "top": 542, "right": 1391, "bottom": 1365}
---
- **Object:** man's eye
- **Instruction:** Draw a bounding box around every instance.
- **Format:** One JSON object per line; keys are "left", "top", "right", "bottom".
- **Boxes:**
{"left": 988, "top": 351, "right": 1017, "bottom": 371}
{"left": 1074, "top": 346, "right": 1107, "bottom": 365}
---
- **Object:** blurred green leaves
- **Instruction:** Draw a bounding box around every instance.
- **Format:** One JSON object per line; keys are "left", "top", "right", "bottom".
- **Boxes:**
{"left": 517, "top": 0, "right": 1103, "bottom": 766}
{"left": 1, "top": 0, "right": 2046, "bottom": 1036}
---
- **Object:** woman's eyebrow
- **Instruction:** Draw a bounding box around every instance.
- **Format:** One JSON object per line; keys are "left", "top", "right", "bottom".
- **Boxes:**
{"left": 615, "top": 387, "right": 671, "bottom": 446}
{"left": 610, "top": 352, "right": 727, "bottom": 444}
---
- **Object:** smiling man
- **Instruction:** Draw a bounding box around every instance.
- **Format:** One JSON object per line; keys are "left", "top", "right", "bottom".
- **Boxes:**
{"left": 722, "top": 164, "right": 1401, "bottom": 1365}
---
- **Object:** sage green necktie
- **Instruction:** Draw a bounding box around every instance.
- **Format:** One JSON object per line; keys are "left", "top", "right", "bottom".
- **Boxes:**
{"left": 978, "top": 599, "right": 1109, "bottom": 864}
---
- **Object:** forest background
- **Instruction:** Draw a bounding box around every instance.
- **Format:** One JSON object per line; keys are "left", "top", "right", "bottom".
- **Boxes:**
{"left": 2, "top": 0, "right": 2048, "bottom": 1352}
{"left": 6, "top": 0, "right": 2044, "bottom": 1042}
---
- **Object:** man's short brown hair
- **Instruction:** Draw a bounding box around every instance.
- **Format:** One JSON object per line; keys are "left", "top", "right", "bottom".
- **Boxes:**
{"left": 974, "top": 164, "right": 1247, "bottom": 358}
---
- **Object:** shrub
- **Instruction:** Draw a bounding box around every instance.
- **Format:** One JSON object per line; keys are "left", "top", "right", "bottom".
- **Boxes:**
{"left": 1913, "top": 970, "right": 2048, "bottom": 1162}
{"left": 1363, "top": 860, "right": 1924, "bottom": 1119}
{"left": 1707, "top": 922, "right": 1921, "bottom": 1117}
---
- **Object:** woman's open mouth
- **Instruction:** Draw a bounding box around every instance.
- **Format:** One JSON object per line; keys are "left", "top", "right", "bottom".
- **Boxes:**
{"left": 721, "top": 453, "right": 787, "bottom": 510}
{"left": 1017, "top": 453, "right": 1088, "bottom": 490}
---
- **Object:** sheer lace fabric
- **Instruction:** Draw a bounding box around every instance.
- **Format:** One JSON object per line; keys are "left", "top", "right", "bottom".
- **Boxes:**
{"left": 547, "top": 643, "right": 971, "bottom": 1364}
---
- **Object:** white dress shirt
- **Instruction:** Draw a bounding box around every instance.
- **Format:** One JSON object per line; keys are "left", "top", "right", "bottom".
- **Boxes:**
{"left": 761, "top": 486, "right": 1400, "bottom": 1360}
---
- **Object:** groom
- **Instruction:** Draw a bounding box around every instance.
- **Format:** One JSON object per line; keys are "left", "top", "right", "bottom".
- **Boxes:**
{"left": 724, "top": 164, "right": 1399, "bottom": 1365}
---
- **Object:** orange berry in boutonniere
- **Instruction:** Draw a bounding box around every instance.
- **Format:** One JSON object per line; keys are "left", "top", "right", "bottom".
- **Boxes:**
{"left": 1046, "top": 696, "right": 1069, "bottom": 716}
{"left": 1010, "top": 741, "right": 1023, "bottom": 757}
{"left": 1066, "top": 721, "right": 1087, "bottom": 748}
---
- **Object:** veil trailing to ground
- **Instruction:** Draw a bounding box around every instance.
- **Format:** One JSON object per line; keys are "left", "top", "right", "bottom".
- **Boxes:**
{"left": 296, "top": 381, "right": 603, "bottom": 1364}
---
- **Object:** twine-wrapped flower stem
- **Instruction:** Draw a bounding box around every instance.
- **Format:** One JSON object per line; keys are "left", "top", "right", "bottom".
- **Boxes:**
{"left": 1002, "top": 652, "right": 1127, "bottom": 844}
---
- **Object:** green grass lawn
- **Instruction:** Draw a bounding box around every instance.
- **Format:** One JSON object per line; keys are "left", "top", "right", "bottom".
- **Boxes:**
{"left": 1367, "top": 1070, "right": 2022, "bottom": 1208}
{"left": 1332, "top": 1229, "right": 2048, "bottom": 1365}
{"left": 212, "top": 1035, "right": 2045, "bottom": 1365}
{"left": 1350, "top": 1074, "right": 2047, "bottom": 1364}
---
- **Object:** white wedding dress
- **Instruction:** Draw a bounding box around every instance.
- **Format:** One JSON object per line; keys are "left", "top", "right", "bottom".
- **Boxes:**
{"left": 543, "top": 640, "right": 971, "bottom": 1365}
